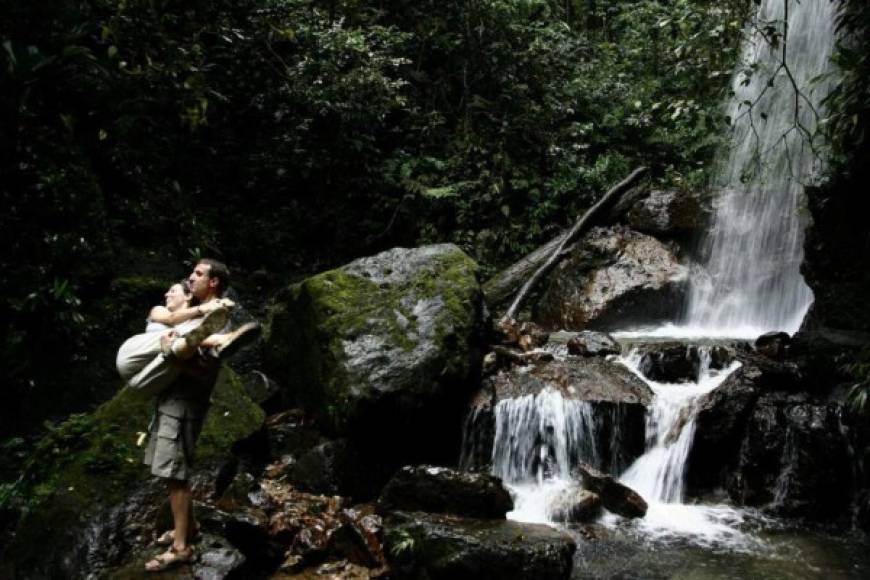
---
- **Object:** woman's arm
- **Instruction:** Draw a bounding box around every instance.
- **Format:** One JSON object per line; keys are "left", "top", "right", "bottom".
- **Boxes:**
{"left": 148, "top": 304, "right": 203, "bottom": 326}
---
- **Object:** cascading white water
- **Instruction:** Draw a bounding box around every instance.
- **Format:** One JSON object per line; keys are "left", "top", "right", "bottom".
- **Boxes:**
{"left": 462, "top": 0, "right": 844, "bottom": 558}
{"left": 683, "top": 0, "right": 839, "bottom": 338}
{"left": 490, "top": 389, "right": 602, "bottom": 523}
{"left": 611, "top": 349, "right": 762, "bottom": 546}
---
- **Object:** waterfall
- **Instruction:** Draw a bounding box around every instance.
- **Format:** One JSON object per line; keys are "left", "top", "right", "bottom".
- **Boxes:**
{"left": 612, "top": 349, "right": 760, "bottom": 546}
{"left": 491, "top": 390, "right": 600, "bottom": 484}
{"left": 684, "top": 0, "right": 839, "bottom": 337}
{"left": 487, "top": 389, "right": 602, "bottom": 523}
{"left": 618, "top": 348, "right": 737, "bottom": 505}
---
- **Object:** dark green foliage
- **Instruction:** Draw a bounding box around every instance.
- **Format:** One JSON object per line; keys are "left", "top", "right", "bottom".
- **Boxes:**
{"left": 0, "top": 0, "right": 751, "bottom": 438}
{"left": 824, "top": 0, "right": 870, "bottom": 168}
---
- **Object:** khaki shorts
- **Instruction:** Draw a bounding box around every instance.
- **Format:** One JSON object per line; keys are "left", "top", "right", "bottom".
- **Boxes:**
{"left": 143, "top": 412, "right": 204, "bottom": 481}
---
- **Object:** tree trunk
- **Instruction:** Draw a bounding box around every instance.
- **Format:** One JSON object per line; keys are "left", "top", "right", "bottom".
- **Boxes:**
{"left": 484, "top": 167, "right": 649, "bottom": 318}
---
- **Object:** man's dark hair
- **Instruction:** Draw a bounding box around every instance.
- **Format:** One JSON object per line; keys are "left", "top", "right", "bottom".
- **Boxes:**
{"left": 198, "top": 258, "right": 230, "bottom": 297}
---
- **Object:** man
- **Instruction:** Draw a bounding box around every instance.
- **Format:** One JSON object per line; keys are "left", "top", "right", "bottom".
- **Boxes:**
{"left": 143, "top": 258, "right": 233, "bottom": 572}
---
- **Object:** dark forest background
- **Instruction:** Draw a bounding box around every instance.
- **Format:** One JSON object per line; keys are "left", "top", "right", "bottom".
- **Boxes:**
{"left": 0, "top": 0, "right": 867, "bottom": 450}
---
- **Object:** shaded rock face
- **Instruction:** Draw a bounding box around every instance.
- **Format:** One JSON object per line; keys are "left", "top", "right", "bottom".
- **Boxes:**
{"left": 287, "top": 439, "right": 391, "bottom": 502}
{"left": 685, "top": 361, "right": 853, "bottom": 522}
{"left": 754, "top": 331, "right": 791, "bottom": 360}
{"left": 576, "top": 464, "right": 647, "bottom": 519}
{"left": 378, "top": 465, "right": 513, "bottom": 519}
{"left": 264, "top": 244, "right": 486, "bottom": 474}
{"left": 384, "top": 511, "right": 576, "bottom": 580}
{"left": 535, "top": 226, "right": 688, "bottom": 331}
{"left": 460, "top": 358, "right": 652, "bottom": 475}
{"left": 686, "top": 369, "right": 760, "bottom": 494}
{"left": 729, "top": 394, "right": 852, "bottom": 519}
{"left": 627, "top": 188, "right": 703, "bottom": 237}
{"left": 801, "top": 179, "right": 870, "bottom": 336}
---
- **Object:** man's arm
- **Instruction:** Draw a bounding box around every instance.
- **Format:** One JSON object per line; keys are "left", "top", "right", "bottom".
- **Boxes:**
{"left": 148, "top": 300, "right": 228, "bottom": 326}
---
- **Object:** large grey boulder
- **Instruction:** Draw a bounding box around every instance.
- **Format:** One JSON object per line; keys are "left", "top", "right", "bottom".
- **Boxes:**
{"left": 535, "top": 226, "right": 688, "bottom": 331}
{"left": 384, "top": 511, "right": 575, "bottom": 580}
{"left": 627, "top": 188, "right": 703, "bottom": 237}
{"left": 264, "top": 244, "right": 486, "bottom": 467}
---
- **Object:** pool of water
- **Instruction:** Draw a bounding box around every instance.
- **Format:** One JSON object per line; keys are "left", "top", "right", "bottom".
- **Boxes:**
{"left": 569, "top": 521, "right": 870, "bottom": 580}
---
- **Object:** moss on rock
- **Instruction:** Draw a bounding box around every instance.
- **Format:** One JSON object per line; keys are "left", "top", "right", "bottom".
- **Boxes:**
{"left": 1, "top": 368, "right": 263, "bottom": 578}
{"left": 264, "top": 244, "right": 485, "bottom": 439}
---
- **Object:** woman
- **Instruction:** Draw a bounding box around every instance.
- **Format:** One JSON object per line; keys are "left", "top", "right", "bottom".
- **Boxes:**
{"left": 115, "top": 281, "right": 230, "bottom": 396}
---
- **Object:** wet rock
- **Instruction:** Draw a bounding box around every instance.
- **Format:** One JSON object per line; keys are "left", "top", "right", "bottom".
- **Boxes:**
{"left": 288, "top": 440, "right": 387, "bottom": 501}
{"left": 734, "top": 351, "right": 804, "bottom": 390}
{"left": 709, "top": 344, "right": 736, "bottom": 369}
{"left": 194, "top": 534, "right": 247, "bottom": 579}
{"left": 461, "top": 358, "right": 651, "bottom": 474}
{"left": 754, "top": 331, "right": 791, "bottom": 360}
{"left": 727, "top": 392, "right": 852, "bottom": 519}
{"left": 576, "top": 464, "right": 647, "bottom": 518}
{"left": 637, "top": 342, "right": 700, "bottom": 383}
{"left": 215, "top": 471, "right": 259, "bottom": 511}
{"left": 685, "top": 368, "right": 761, "bottom": 495}
{"left": 458, "top": 397, "right": 497, "bottom": 473}
{"left": 535, "top": 226, "right": 688, "bottom": 331}
{"left": 378, "top": 465, "right": 513, "bottom": 519}
{"left": 265, "top": 409, "right": 324, "bottom": 469}
{"left": 566, "top": 331, "right": 621, "bottom": 357}
{"left": 493, "top": 358, "right": 653, "bottom": 406}
{"left": 627, "top": 188, "right": 703, "bottom": 237}
{"left": 326, "top": 522, "right": 381, "bottom": 568}
{"left": 264, "top": 244, "right": 486, "bottom": 473}
{"left": 547, "top": 486, "right": 602, "bottom": 523}
{"left": 384, "top": 511, "right": 575, "bottom": 580}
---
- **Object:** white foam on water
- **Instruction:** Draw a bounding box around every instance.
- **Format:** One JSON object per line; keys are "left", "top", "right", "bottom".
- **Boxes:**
{"left": 600, "top": 350, "right": 764, "bottom": 549}
{"left": 506, "top": 478, "right": 574, "bottom": 525}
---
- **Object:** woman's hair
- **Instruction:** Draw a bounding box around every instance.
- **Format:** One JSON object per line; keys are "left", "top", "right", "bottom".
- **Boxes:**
{"left": 177, "top": 279, "right": 198, "bottom": 306}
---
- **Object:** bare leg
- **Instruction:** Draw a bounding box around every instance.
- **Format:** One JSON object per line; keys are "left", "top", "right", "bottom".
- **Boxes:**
{"left": 168, "top": 480, "right": 194, "bottom": 555}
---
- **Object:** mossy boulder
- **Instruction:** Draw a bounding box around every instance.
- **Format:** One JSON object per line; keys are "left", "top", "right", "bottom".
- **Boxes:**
{"left": 264, "top": 244, "right": 486, "bottom": 466}
{"left": 0, "top": 368, "right": 264, "bottom": 579}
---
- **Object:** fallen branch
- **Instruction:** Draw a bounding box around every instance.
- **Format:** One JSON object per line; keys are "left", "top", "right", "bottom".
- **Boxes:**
{"left": 482, "top": 182, "right": 648, "bottom": 309}
{"left": 495, "top": 166, "right": 649, "bottom": 322}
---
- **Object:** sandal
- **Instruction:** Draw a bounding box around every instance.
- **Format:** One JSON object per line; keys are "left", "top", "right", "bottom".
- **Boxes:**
{"left": 145, "top": 546, "right": 196, "bottom": 572}
{"left": 156, "top": 528, "right": 201, "bottom": 546}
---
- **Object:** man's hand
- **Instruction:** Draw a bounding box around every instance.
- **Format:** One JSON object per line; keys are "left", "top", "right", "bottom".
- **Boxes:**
{"left": 160, "top": 330, "right": 178, "bottom": 352}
